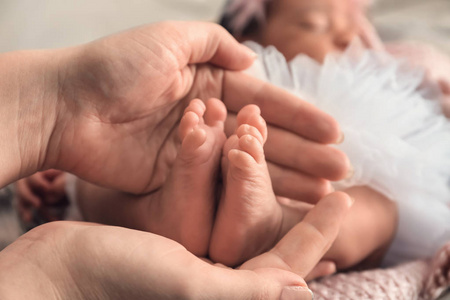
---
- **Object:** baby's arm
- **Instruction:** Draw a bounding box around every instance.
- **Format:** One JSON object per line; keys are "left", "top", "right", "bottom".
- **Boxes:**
{"left": 76, "top": 179, "right": 161, "bottom": 231}
{"left": 280, "top": 186, "right": 398, "bottom": 274}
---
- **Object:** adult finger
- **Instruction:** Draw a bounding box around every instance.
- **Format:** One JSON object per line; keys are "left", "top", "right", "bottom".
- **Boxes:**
{"left": 162, "top": 21, "right": 256, "bottom": 71}
{"left": 204, "top": 267, "right": 313, "bottom": 300}
{"left": 225, "top": 112, "right": 349, "bottom": 181}
{"left": 223, "top": 71, "right": 344, "bottom": 144}
{"left": 265, "top": 125, "right": 350, "bottom": 181}
{"left": 304, "top": 260, "right": 337, "bottom": 281}
{"left": 267, "top": 162, "right": 333, "bottom": 202}
{"left": 241, "top": 192, "right": 353, "bottom": 278}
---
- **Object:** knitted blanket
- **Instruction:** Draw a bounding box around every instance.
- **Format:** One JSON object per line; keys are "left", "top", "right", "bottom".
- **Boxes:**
{"left": 310, "top": 243, "right": 450, "bottom": 300}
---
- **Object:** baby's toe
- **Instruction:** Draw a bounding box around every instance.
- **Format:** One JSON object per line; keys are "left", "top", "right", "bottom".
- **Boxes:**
{"left": 222, "top": 135, "right": 239, "bottom": 174}
{"left": 228, "top": 149, "right": 257, "bottom": 170}
{"left": 184, "top": 98, "right": 206, "bottom": 118}
{"left": 238, "top": 134, "right": 265, "bottom": 164}
{"left": 236, "top": 105, "right": 267, "bottom": 143}
{"left": 179, "top": 111, "right": 200, "bottom": 141}
{"left": 180, "top": 128, "right": 207, "bottom": 158}
{"left": 204, "top": 98, "right": 227, "bottom": 128}
{"left": 236, "top": 124, "right": 264, "bottom": 145}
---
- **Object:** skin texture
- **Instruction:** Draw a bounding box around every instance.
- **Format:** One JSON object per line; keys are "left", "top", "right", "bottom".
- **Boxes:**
{"left": 15, "top": 20, "right": 351, "bottom": 220}
{"left": 235, "top": 0, "right": 400, "bottom": 273}
{"left": 16, "top": 20, "right": 352, "bottom": 259}
{"left": 17, "top": 7, "right": 397, "bottom": 277}
{"left": 15, "top": 170, "right": 68, "bottom": 225}
{"left": 0, "top": 192, "right": 352, "bottom": 300}
{"left": 75, "top": 99, "right": 396, "bottom": 279}
{"left": 48, "top": 21, "right": 347, "bottom": 196}
{"left": 0, "top": 21, "right": 353, "bottom": 298}
{"left": 72, "top": 3, "right": 397, "bottom": 275}
{"left": 276, "top": 187, "right": 398, "bottom": 274}
{"left": 73, "top": 101, "right": 339, "bottom": 260}
{"left": 248, "top": 0, "right": 359, "bottom": 62}
{"left": 211, "top": 103, "right": 282, "bottom": 265}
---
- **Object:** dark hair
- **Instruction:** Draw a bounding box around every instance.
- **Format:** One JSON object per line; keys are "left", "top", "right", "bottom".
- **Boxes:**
{"left": 218, "top": 1, "right": 267, "bottom": 37}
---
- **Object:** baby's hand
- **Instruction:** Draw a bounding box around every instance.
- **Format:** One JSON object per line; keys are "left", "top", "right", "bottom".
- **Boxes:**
{"left": 15, "top": 170, "right": 68, "bottom": 227}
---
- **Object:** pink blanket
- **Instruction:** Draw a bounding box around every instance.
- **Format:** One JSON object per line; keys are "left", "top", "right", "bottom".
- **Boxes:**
{"left": 309, "top": 243, "right": 450, "bottom": 300}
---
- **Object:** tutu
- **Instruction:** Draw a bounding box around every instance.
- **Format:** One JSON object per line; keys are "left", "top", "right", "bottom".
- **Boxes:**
{"left": 244, "top": 40, "right": 450, "bottom": 266}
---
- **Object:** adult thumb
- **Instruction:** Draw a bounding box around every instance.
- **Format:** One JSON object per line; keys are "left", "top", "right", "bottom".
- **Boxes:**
{"left": 203, "top": 266, "right": 313, "bottom": 300}
{"left": 167, "top": 21, "right": 257, "bottom": 70}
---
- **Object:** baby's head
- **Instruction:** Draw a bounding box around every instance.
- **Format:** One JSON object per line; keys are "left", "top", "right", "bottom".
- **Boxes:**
{"left": 221, "top": 0, "right": 371, "bottom": 62}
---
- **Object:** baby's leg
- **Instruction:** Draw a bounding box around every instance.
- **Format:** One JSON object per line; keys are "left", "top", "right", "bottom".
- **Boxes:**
{"left": 324, "top": 186, "right": 398, "bottom": 270}
{"left": 269, "top": 186, "right": 398, "bottom": 280}
{"left": 210, "top": 105, "right": 283, "bottom": 266}
{"left": 151, "top": 98, "right": 226, "bottom": 256}
{"left": 284, "top": 186, "right": 398, "bottom": 278}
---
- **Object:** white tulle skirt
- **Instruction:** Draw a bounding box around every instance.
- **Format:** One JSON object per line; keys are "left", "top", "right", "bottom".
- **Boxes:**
{"left": 244, "top": 40, "right": 450, "bottom": 266}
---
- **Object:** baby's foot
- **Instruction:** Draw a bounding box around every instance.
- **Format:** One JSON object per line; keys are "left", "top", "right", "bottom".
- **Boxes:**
{"left": 210, "top": 105, "right": 283, "bottom": 266}
{"left": 150, "top": 98, "right": 226, "bottom": 256}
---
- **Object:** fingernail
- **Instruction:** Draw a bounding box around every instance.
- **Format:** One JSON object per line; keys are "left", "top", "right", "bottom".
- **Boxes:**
{"left": 345, "top": 164, "right": 354, "bottom": 180}
{"left": 336, "top": 132, "right": 345, "bottom": 144}
{"left": 241, "top": 44, "right": 258, "bottom": 59}
{"left": 326, "top": 181, "right": 335, "bottom": 194}
{"left": 280, "top": 286, "right": 314, "bottom": 300}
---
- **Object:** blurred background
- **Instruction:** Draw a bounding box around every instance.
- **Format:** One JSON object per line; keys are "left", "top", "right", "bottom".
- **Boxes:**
{"left": 0, "top": 1, "right": 449, "bottom": 298}
{"left": 372, "top": 0, "right": 450, "bottom": 55}
{"left": 0, "top": 0, "right": 449, "bottom": 54}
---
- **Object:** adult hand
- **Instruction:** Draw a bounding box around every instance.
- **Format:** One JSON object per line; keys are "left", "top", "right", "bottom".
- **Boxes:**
{"left": 0, "top": 21, "right": 255, "bottom": 190}
{"left": 51, "top": 21, "right": 348, "bottom": 197}
{"left": 0, "top": 192, "right": 351, "bottom": 300}
{"left": 1, "top": 21, "right": 348, "bottom": 198}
